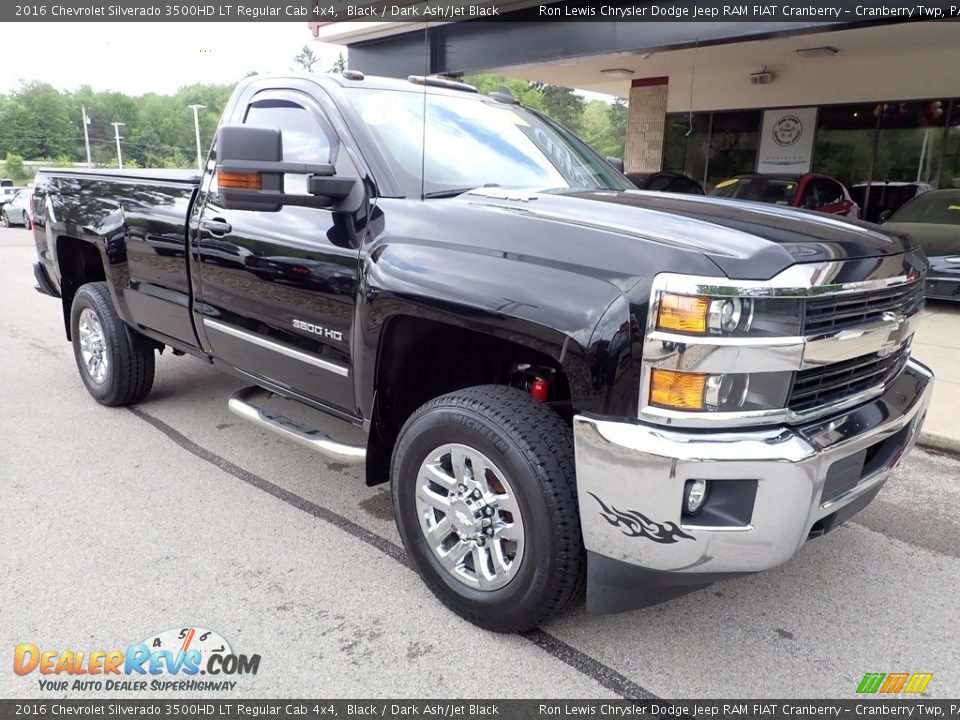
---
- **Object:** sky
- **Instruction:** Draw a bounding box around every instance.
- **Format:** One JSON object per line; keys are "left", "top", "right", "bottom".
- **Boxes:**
{"left": 0, "top": 22, "right": 615, "bottom": 102}
{"left": 0, "top": 23, "right": 346, "bottom": 95}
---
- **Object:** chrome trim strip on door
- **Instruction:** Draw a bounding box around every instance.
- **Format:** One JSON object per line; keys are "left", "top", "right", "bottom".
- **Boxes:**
{"left": 203, "top": 318, "right": 349, "bottom": 378}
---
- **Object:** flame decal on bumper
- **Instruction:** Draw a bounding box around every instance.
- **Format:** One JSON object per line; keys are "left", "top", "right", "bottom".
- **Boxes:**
{"left": 588, "top": 493, "right": 696, "bottom": 544}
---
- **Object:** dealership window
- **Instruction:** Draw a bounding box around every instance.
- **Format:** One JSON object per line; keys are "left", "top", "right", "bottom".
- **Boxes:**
{"left": 940, "top": 100, "right": 960, "bottom": 189}
{"left": 706, "top": 110, "right": 761, "bottom": 187}
{"left": 811, "top": 104, "right": 877, "bottom": 189}
{"left": 663, "top": 99, "right": 960, "bottom": 197}
{"left": 663, "top": 113, "right": 709, "bottom": 187}
{"left": 872, "top": 100, "right": 949, "bottom": 186}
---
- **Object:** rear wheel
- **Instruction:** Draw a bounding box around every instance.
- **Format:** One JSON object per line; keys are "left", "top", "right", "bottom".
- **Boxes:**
{"left": 392, "top": 385, "right": 585, "bottom": 632}
{"left": 70, "top": 282, "right": 155, "bottom": 406}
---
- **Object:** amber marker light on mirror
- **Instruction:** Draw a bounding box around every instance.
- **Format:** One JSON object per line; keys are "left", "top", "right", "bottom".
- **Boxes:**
{"left": 218, "top": 171, "right": 262, "bottom": 189}
{"left": 657, "top": 294, "right": 709, "bottom": 333}
{"left": 649, "top": 369, "right": 708, "bottom": 410}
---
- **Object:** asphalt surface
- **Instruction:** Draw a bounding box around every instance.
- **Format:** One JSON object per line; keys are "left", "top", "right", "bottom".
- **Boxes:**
{"left": 1, "top": 224, "right": 958, "bottom": 700}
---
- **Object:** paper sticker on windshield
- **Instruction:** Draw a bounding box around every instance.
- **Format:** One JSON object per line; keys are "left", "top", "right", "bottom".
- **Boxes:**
{"left": 786, "top": 183, "right": 796, "bottom": 190}
{"left": 361, "top": 95, "right": 404, "bottom": 126}
{"left": 715, "top": 179, "right": 738, "bottom": 189}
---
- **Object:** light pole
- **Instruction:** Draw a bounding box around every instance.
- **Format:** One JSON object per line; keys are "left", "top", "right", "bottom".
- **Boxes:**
{"left": 111, "top": 122, "right": 125, "bottom": 169}
{"left": 188, "top": 104, "right": 205, "bottom": 170}
{"left": 81, "top": 106, "right": 92, "bottom": 168}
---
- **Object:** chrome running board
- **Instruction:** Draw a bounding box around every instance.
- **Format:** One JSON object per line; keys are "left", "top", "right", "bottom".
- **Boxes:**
{"left": 228, "top": 386, "right": 366, "bottom": 465}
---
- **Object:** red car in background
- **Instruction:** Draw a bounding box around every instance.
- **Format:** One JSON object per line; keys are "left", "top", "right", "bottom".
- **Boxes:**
{"left": 710, "top": 173, "right": 860, "bottom": 219}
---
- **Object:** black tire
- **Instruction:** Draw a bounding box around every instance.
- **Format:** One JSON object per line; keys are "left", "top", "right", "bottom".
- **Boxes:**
{"left": 1, "top": 209, "right": 9, "bottom": 227}
{"left": 391, "top": 385, "right": 585, "bottom": 632}
{"left": 70, "top": 282, "right": 155, "bottom": 406}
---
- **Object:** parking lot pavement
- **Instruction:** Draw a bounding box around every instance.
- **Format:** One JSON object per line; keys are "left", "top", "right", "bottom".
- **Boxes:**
{"left": 2, "top": 223, "right": 959, "bottom": 699}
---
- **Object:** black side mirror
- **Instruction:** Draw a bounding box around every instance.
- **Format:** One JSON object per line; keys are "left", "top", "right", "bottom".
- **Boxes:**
{"left": 605, "top": 157, "right": 625, "bottom": 173}
{"left": 878, "top": 210, "right": 893, "bottom": 224}
{"left": 216, "top": 124, "right": 359, "bottom": 212}
{"left": 803, "top": 196, "right": 818, "bottom": 209}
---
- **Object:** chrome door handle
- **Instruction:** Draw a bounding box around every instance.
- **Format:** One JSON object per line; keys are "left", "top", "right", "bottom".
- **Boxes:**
{"left": 202, "top": 219, "right": 232, "bottom": 236}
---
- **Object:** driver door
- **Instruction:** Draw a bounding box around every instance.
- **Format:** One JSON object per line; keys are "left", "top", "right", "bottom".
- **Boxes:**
{"left": 193, "top": 90, "right": 360, "bottom": 416}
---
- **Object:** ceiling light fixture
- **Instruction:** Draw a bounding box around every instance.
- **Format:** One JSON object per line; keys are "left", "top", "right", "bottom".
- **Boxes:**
{"left": 601, "top": 68, "right": 635, "bottom": 79}
{"left": 795, "top": 46, "right": 839, "bottom": 57}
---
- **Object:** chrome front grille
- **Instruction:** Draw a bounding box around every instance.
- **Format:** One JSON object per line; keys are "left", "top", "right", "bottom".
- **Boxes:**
{"left": 803, "top": 282, "right": 923, "bottom": 336}
{"left": 789, "top": 345, "right": 911, "bottom": 414}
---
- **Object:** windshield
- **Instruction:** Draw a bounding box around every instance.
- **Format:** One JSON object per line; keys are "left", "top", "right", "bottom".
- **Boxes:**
{"left": 890, "top": 192, "right": 960, "bottom": 225}
{"left": 711, "top": 177, "right": 798, "bottom": 205}
{"left": 346, "top": 88, "right": 631, "bottom": 197}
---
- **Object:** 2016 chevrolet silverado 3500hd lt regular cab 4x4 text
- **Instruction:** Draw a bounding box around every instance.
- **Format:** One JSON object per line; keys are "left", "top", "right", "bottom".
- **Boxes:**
{"left": 30, "top": 73, "right": 933, "bottom": 632}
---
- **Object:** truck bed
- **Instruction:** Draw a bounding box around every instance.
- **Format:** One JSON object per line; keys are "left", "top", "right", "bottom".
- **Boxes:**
{"left": 34, "top": 167, "right": 202, "bottom": 351}
{"left": 38, "top": 167, "right": 201, "bottom": 185}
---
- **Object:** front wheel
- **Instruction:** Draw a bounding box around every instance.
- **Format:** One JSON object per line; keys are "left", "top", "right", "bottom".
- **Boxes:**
{"left": 70, "top": 282, "right": 156, "bottom": 406}
{"left": 392, "top": 385, "right": 585, "bottom": 632}
{"left": 1, "top": 210, "right": 9, "bottom": 227}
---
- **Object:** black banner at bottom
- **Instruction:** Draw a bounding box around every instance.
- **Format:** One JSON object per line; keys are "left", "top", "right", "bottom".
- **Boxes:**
{"left": 2, "top": 699, "right": 960, "bottom": 720}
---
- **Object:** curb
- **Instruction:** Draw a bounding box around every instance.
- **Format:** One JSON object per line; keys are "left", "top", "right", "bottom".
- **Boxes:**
{"left": 917, "top": 431, "right": 960, "bottom": 459}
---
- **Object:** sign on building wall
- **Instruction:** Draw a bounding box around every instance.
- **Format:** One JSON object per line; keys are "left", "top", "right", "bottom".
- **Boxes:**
{"left": 756, "top": 107, "right": 818, "bottom": 174}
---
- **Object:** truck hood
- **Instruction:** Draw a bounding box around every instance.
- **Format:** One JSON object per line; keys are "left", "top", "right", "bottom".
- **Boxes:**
{"left": 462, "top": 188, "right": 916, "bottom": 280}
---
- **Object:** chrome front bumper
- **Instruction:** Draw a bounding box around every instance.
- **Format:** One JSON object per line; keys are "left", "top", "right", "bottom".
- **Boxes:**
{"left": 573, "top": 359, "right": 933, "bottom": 613}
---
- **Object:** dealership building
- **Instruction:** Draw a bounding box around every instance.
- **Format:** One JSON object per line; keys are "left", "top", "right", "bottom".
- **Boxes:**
{"left": 312, "top": 13, "right": 960, "bottom": 212}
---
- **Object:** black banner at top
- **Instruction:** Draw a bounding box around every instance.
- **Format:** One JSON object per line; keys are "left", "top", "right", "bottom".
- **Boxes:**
{"left": 3, "top": 699, "right": 960, "bottom": 719}
{"left": 4, "top": 0, "right": 960, "bottom": 22}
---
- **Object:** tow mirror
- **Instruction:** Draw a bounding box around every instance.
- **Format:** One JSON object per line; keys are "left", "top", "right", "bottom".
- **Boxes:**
{"left": 215, "top": 124, "right": 360, "bottom": 212}
{"left": 605, "top": 157, "right": 625, "bottom": 173}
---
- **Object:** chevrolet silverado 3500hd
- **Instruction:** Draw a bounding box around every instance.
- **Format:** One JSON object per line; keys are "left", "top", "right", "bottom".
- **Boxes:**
{"left": 30, "top": 72, "right": 933, "bottom": 632}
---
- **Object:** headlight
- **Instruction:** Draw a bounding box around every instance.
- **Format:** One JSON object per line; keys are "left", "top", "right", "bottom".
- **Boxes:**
{"left": 708, "top": 297, "right": 745, "bottom": 334}
{"left": 656, "top": 293, "right": 800, "bottom": 337}
{"left": 650, "top": 368, "right": 791, "bottom": 412}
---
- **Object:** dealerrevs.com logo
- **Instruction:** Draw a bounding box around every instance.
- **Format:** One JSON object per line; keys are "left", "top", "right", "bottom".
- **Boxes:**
{"left": 14, "top": 626, "right": 260, "bottom": 692}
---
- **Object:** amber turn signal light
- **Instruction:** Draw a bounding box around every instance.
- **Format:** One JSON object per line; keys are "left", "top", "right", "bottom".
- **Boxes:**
{"left": 657, "top": 293, "right": 708, "bottom": 334}
{"left": 649, "top": 369, "right": 707, "bottom": 410}
{"left": 218, "top": 171, "right": 262, "bottom": 190}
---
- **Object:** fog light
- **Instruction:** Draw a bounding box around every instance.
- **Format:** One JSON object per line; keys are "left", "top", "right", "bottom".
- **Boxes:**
{"left": 684, "top": 479, "right": 709, "bottom": 515}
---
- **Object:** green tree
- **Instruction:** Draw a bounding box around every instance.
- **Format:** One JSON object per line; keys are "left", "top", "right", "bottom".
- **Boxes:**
{"left": 607, "top": 98, "right": 628, "bottom": 158}
{"left": 329, "top": 52, "right": 347, "bottom": 73}
{"left": 533, "top": 83, "right": 585, "bottom": 133}
{"left": 580, "top": 100, "right": 619, "bottom": 157}
{"left": 462, "top": 74, "right": 546, "bottom": 110}
{"left": 0, "top": 82, "right": 75, "bottom": 159}
{"left": 2, "top": 153, "right": 28, "bottom": 182}
{"left": 293, "top": 45, "right": 320, "bottom": 73}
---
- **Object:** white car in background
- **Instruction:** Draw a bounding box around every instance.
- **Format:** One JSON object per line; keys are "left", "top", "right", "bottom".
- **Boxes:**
{"left": 0, "top": 185, "right": 23, "bottom": 210}
{"left": 1, "top": 188, "right": 31, "bottom": 227}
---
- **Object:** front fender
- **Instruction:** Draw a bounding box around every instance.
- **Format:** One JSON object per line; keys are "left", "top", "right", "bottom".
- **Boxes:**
{"left": 355, "top": 240, "right": 629, "bottom": 417}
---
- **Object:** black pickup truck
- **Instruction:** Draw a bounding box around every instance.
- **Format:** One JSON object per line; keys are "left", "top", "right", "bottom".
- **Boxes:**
{"left": 31, "top": 72, "right": 933, "bottom": 632}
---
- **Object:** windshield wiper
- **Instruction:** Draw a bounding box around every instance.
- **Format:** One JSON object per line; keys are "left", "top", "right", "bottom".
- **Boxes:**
{"left": 422, "top": 183, "right": 500, "bottom": 199}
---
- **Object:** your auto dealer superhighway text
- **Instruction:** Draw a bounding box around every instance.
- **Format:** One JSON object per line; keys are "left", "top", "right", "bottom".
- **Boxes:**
{"left": 539, "top": 4, "right": 959, "bottom": 17}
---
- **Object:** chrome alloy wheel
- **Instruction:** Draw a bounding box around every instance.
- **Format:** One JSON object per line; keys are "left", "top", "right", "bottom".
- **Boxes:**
{"left": 415, "top": 443, "right": 525, "bottom": 590}
{"left": 78, "top": 307, "right": 109, "bottom": 384}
